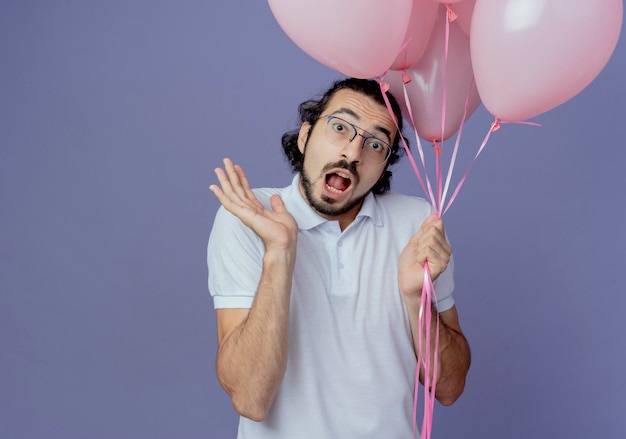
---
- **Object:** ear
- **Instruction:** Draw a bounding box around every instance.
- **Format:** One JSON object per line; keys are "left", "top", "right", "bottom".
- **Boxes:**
{"left": 297, "top": 121, "right": 311, "bottom": 154}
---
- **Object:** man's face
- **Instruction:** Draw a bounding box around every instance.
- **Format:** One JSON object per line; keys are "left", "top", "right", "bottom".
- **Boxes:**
{"left": 297, "top": 88, "right": 397, "bottom": 228}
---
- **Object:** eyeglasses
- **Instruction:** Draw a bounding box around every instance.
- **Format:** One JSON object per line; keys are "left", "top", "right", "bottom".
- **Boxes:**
{"left": 319, "top": 115, "right": 392, "bottom": 166}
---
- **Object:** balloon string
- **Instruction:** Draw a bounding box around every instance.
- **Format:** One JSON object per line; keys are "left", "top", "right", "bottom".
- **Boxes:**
{"left": 414, "top": 262, "right": 439, "bottom": 439}
{"left": 401, "top": 79, "right": 437, "bottom": 208}
{"left": 442, "top": 118, "right": 541, "bottom": 215}
{"left": 434, "top": 11, "right": 453, "bottom": 215}
{"left": 378, "top": 75, "right": 436, "bottom": 208}
{"left": 379, "top": 73, "right": 540, "bottom": 439}
{"left": 385, "top": 11, "right": 450, "bottom": 436}
{"left": 440, "top": 76, "right": 475, "bottom": 212}
{"left": 434, "top": 140, "right": 442, "bottom": 216}
{"left": 378, "top": 77, "right": 439, "bottom": 439}
{"left": 413, "top": 265, "right": 425, "bottom": 439}
{"left": 442, "top": 118, "right": 499, "bottom": 215}
{"left": 381, "top": 14, "right": 541, "bottom": 437}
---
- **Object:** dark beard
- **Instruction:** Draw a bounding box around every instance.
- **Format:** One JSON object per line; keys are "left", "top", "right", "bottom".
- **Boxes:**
{"left": 300, "top": 160, "right": 367, "bottom": 217}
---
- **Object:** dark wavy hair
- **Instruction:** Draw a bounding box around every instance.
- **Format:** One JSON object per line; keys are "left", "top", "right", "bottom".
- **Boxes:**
{"left": 281, "top": 78, "right": 408, "bottom": 195}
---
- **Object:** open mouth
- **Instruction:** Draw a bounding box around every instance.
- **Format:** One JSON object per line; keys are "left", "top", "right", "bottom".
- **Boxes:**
{"left": 325, "top": 171, "right": 352, "bottom": 194}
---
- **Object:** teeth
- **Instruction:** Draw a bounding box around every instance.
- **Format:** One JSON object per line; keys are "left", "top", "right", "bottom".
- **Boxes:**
{"left": 336, "top": 171, "right": 350, "bottom": 179}
{"left": 326, "top": 184, "right": 343, "bottom": 194}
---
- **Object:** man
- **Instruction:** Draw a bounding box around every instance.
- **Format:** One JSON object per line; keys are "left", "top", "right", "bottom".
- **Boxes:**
{"left": 207, "top": 78, "right": 470, "bottom": 438}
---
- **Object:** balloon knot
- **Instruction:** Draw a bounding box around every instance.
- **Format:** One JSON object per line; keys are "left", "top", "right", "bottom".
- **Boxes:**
{"left": 432, "top": 141, "right": 443, "bottom": 155}
{"left": 446, "top": 5, "right": 458, "bottom": 22}
{"left": 491, "top": 118, "right": 502, "bottom": 132}
{"left": 379, "top": 81, "right": 390, "bottom": 93}
{"left": 402, "top": 71, "right": 411, "bottom": 85}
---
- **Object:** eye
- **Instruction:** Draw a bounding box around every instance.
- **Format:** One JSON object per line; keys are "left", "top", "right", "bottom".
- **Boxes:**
{"left": 330, "top": 121, "right": 349, "bottom": 135}
{"left": 365, "top": 138, "right": 387, "bottom": 153}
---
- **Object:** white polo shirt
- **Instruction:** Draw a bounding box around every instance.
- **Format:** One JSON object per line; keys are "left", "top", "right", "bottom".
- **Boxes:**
{"left": 208, "top": 174, "right": 455, "bottom": 439}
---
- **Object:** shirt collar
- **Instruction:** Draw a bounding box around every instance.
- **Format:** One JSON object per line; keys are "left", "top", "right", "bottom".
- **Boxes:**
{"left": 282, "top": 174, "right": 383, "bottom": 231}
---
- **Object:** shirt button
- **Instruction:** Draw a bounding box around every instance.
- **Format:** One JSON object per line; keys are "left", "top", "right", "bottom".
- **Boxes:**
{"left": 339, "top": 263, "right": 344, "bottom": 269}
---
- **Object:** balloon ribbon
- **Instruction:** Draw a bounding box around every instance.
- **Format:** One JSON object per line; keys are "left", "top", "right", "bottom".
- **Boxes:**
{"left": 378, "top": 7, "right": 540, "bottom": 438}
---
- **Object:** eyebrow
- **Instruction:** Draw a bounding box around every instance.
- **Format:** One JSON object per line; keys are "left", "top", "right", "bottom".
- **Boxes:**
{"left": 330, "top": 107, "right": 393, "bottom": 143}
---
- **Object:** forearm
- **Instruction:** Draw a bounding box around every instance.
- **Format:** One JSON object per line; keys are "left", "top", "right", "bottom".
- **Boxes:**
{"left": 217, "top": 249, "right": 295, "bottom": 421}
{"left": 405, "top": 298, "right": 471, "bottom": 406}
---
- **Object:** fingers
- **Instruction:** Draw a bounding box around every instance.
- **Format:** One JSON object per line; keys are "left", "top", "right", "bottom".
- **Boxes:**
{"left": 232, "top": 161, "right": 254, "bottom": 195}
{"left": 413, "top": 215, "right": 451, "bottom": 267}
{"left": 210, "top": 158, "right": 251, "bottom": 200}
{"left": 209, "top": 158, "right": 263, "bottom": 216}
{"left": 269, "top": 194, "right": 287, "bottom": 213}
{"left": 219, "top": 158, "right": 247, "bottom": 201}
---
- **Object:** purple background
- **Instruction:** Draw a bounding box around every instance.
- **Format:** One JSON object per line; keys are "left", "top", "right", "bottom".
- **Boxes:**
{"left": 1, "top": 1, "right": 625, "bottom": 438}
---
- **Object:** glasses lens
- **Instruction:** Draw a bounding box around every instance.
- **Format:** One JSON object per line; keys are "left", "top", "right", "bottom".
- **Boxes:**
{"left": 325, "top": 117, "right": 355, "bottom": 144}
{"left": 362, "top": 138, "right": 391, "bottom": 165}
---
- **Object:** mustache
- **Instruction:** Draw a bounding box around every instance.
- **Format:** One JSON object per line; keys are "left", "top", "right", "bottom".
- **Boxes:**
{"left": 322, "top": 160, "right": 359, "bottom": 183}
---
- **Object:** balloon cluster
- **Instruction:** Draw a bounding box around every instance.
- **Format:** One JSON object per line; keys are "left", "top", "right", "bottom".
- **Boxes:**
{"left": 269, "top": 0, "right": 623, "bottom": 142}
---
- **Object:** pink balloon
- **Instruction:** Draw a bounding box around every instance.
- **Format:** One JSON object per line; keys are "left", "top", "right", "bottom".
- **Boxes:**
{"left": 433, "top": 0, "right": 463, "bottom": 3}
{"left": 449, "top": 0, "right": 475, "bottom": 36}
{"left": 471, "top": 0, "right": 623, "bottom": 121}
{"left": 388, "top": 7, "right": 481, "bottom": 142}
{"left": 268, "top": 0, "right": 413, "bottom": 78}
{"left": 390, "top": 0, "right": 438, "bottom": 71}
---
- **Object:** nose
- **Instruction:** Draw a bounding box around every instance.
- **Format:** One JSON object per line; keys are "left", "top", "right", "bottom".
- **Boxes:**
{"left": 341, "top": 132, "right": 365, "bottom": 163}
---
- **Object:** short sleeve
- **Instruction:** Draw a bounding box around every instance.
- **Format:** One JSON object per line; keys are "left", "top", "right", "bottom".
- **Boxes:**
{"left": 432, "top": 253, "right": 455, "bottom": 312}
{"left": 207, "top": 206, "right": 264, "bottom": 309}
